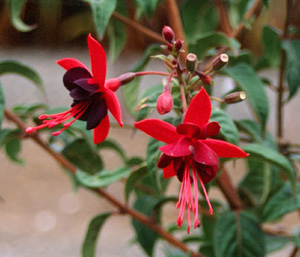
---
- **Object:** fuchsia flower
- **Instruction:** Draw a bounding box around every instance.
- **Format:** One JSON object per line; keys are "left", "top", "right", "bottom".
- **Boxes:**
{"left": 135, "top": 88, "right": 248, "bottom": 233}
{"left": 26, "top": 34, "right": 128, "bottom": 144}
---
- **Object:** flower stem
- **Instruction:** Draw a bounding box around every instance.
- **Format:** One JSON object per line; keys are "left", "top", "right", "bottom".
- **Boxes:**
{"left": 4, "top": 108, "right": 203, "bottom": 257}
{"left": 135, "top": 71, "right": 170, "bottom": 77}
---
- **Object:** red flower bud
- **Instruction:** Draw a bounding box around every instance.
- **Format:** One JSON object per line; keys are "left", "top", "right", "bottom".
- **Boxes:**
{"left": 162, "top": 26, "right": 175, "bottom": 43}
{"left": 224, "top": 91, "right": 246, "bottom": 104}
{"left": 175, "top": 39, "right": 183, "bottom": 51}
{"left": 156, "top": 89, "right": 173, "bottom": 115}
{"left": 197, "top": 71, "right": 212, "bottom": 85}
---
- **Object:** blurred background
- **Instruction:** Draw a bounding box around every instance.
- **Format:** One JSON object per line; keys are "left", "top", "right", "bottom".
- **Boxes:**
{"left": 0, "top": 0, "right": 299, "bottom": 256}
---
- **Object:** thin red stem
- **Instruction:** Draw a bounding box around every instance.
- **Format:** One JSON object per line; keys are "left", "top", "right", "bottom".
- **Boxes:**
{"left": 135, "top": 71, "right": 169, "bottom": 77}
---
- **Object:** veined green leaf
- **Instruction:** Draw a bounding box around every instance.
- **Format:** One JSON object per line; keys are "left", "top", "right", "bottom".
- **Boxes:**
{"left": 210, "top": 109, "right": 239, "bottom": 145}
{"left": 189, "top": 32, "right": 240, "bottom": 59}
{"left": 76, "top": 167, "right": 131, "bottom": 188}
{"left": 97, "top": 139, "right": 127, "bottom": 163}
{"left": 264, "top": 234, "right": 292, "bottom": 253}
{"left": 282, "top": 40, "right": 300, "bottom": 99}
{"left": 9, "top": 0, "right": 37, "bottom": 32}
{"left": 82, "top": 212, "right": 112, "bottom": 257}
{"left": 0, "top": 83, "right": 5, "bottom": 129}
{"left": 262, "top": 25, "right": 282, "bottom": 68}
{"left": 0, "top": 60, "right": 44, "bottom": 94}
{"left": 224, "top": 63, "right": 269, "bottom": 130}
{"left": 214, "top": 211, "right": 265, "bottom": 257}
{"left": 5, "top": 136, "right": 24, "bottom": 164}
{"left": 242, "top": 143, "right": 296, "bottom": 191}
{"left": 122, "top": 44, "right": 161, "bottom": 117}
{"left": 134, "top": 0, "right": 159, "bottom": 18}
{"left": 262, "top": 182, "right": 300, "bottom": 222}
{"left": 85, "top": 0, "right": 117, "bottom": 40}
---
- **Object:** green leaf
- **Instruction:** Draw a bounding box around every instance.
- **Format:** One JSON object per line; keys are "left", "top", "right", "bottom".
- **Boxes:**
{"left": 262, "top": 182, "right": 300, "bottom": 222}
{"left": 85, "top": 0, "right": 117, "bottom": 40}
{"left": 122, "top": 44, "right": 161, "bottom": 117}
{"left": 0, "top": 60, "right": 44, "bottom": 93}
{"left": 5, "top": 137, "right": 24, "bottom": 164}
{"left": 82, "top": 212, "right": 111, "bottom": 257}
{"left": 189, "top": 32, "right": 240, "bottom": 59}
{"left": 76, "top": 167, "right": 131, "bottom": 188}
{"left": 282, "top": 40, "right": 300, "bottom": 99}
{"left": 134, "top": 0, "right": 159, "bottom": 18}
{"left": 242, "top": 143, "right": 296, "bottom": 190}
{"left": 238, "top": 162, "right": 271, "bottom": 206}
{"left": 97, "top": 139, "right": 127, "bottom": 163}
{"left": 262, "top": 0, "right": 269, "bottom": 7}
{"left": 224, "top": 63, "right": 269, "bottom": 129}
{"left": 264, "top": 234, "right": 292, "bottom": 253}
{"left": 9, "top": 0, "right": 37, "bottom": 32}
{"left": 210, "top": 109, "right": 239, "bottom": 145}
{"left": 0, "top": 83, "right": 5, "bottom": 129}
{"left": 262, "top": 25, "right": 282, "bottom": 68}
{"left": 181, "top": 0, "right": 218, "bottom": 43}
{"left": 125, "top": 163, "right": 148, "bottom": 202}
{"left": 132, "top": 195, "right": 159, "bottom": 256}
{"left": 62, "top": 139, "right": 103, "bottom": 174}
{"left": 214, "top": 211, "right": 265, "bottom": 257}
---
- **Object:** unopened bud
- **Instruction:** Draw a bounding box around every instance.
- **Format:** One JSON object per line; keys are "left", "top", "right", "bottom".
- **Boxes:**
{"left": 196, "top": 71, "right": 212, "bottom": 85}
{"left": 162, "top": 26, "right": 175, "bottom": 43}
{"left": 119, "top": 72, "right": 136, "bottom": 85}
{"left": 212, "top": 54, "right": 229, "bottom": 70}
{"left": 224, "top": 91, "right": 246, "bottom": 104}
{"left": 186, "top": 53, "right": 198, "bottom": 73}
{"left": 167, "top": 43, "right": 173, "bottom": 51}
{"left": 175, "top": 39, "right": 183, "bottom": 51}
{"left": 156, "top": 89, "right": 173, "bottom": 115}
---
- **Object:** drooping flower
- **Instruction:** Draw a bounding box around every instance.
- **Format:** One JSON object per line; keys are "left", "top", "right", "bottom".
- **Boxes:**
{"left": 156, "top": 84, "right": 173, "bottom": 115}
{"left": 134, "top": 88, "right": 248, "bottom": 233}
{"left": 26, "top": 34, "right": 134, "bottom": 144}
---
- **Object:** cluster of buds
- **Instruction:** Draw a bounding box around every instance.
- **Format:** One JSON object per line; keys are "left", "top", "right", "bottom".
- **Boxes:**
{"left": 162, "top": 26, "right": 183, "bottom": 56}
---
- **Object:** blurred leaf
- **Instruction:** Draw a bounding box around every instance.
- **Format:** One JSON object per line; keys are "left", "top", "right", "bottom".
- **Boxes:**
{"left": 189, "top": 33, "right": 240, "bottom": 59}
{"left": 125, "top": 163, "right": 148, "bottom": 202}
{"left": 97, "top": 139, "right": 127, "bottom": 163}
{"left": 242, "top": 143, "right": 296, "bottom": 191}
{"left": 132, "top": 195, "right": 159, "bottom": 256}
{"left": 59, "top": 11, "right": 93, "bottom": 41}
{"left": 5, "top": 137, "right": 24, "bottom": 164}
{"left": 224, "top": 63, "right": 269, "bottom": 130}
{"left": 0, "top": 129, "right": 19, "bottom": 146}
{"left": 76, "top": 167, "right": 131, "bottom": 188}
{"left": 210, "top": 109, "right": 239, "bottom": 145}
{"left": 134, "top": 0, "right": 159, "bottom": 18}
{"left": 122, "top": 44, "right": 161, "bottom": 117}
{"left": 282, "top": 40, "right": 300, "bottom": 99}
{"left": 227, "top": 51, "right": 254, "bottom": 67}
{"left": 214, "top": 211, "right": 265, "bottom": 257}
{"left": 263, "top": 0, "right": 269, "bottom": 7}
{"left": 0, "top": 83, "right": 4, "bottom": 129}
{"left": 85, "top": 0, "right": 117, "bottom": 40}
{"left": 82, "top": 212, "right": 111, "bottom": 257}
{"left": 9, "top": 0, "right": 37, "bottom": 32}
{"left": 108, "top": 17, "right": 127, "bottom": 62}
{"left": 262, "top": 25, "right": 282, "bottom": 68}
{"left": 181, "top": 0, "right": 218, "bottom": 43}
{"left": 163, "top": 247, "right": 191, "bottom": 257}
{"left": 0, "top": 60, "right": 44, "bottom": 94}
{"left": 264, "top": 234, "right": 292, "bottom": 253}
{"left": 238, "top": 162, "right": 271, "bottom": 206}
{"left": 12, "top": 103, "right": 48, "bottom": 119}
{"left": 62, "top": 138, "right": 104, "bottom": 174}
{"left": 262, "top": 182, "right": 300, "bottom": 222}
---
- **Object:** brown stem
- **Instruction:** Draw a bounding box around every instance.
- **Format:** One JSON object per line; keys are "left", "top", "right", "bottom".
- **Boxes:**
{"left": 4, "top": 108, "right": 202, "bottom": 257}
{"left": 216, "top": 0, "right": 233, "bottom": 36}
{"left": 215, "top": 165, "right": 243, "bottom": 210}
{"left": 112, "top": 12, "right": 165, "bottom": 44}
{"left": 289, "top": 247, "right": 299, "bottom": 257}
{"left": 277, "top": 0, "right": 293, "bottom": 139}
{"left": 165, "top": 0, "right": 188, "bottom": 60}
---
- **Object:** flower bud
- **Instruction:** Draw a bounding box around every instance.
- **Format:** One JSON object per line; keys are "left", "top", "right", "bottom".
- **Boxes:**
{"left": 118, "top": 72, "right": 136, "bottom": 85}
{"left": 156, "top": 89, "right": 173, "bottom": 115}
{"left": 105, "top": 73, "right": 136, "bottom": 92}
{"left": 175, "top": 39, "right": 183, "bottom": 51}
{"left": 224, "top": 91, "right": 246, "bottom": 104}
{"left": 162, "top": 26, "right": 175, "bottom": 43}
{"left": 212, "top": 54, "right": 229, "bottom": 70}
{"left": 196, "top": 71, "right": 212, "bottom": 85}
{"left": 186, "top": 53, "right": 198, "bottom": 73}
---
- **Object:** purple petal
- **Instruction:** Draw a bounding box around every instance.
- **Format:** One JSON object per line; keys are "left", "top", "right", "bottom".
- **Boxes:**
{"left": 63, "top": 67, "right": 92, "bottom": 91}
{"left": 158, "top": 154, "right": 172, "bottom": 168}
{"left": 194, "top": 163, "right": 218, "bottom": 184}
{"left": 173, "top": 157, "right": 185, "bottom": 182}
{"left": 74, "top": 78, "right": 98, "bottom": 92}
{"left": 70, "top": 87, "right": 92, "bottom": 100}
{"left": 86, "top": 98, "right": 108, "bottom": 130}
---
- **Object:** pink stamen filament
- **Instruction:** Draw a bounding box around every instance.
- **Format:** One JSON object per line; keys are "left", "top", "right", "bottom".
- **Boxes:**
{"left": 199, "top": 175, "right": 213, "bottom": 215}
{"left": 26, "top": 102, "right": 90, "bottom": 135}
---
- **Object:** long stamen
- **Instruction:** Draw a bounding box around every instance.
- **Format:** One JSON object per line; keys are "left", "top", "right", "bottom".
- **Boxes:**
{"left": 192, "top": 165, "right": 200, "bottom": 228}
{"left": 199, "top": 175, "right": 213, "bottom": 215}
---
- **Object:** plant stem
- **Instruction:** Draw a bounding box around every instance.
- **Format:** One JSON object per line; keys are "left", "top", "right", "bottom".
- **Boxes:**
{"left": 277, "top": 0, "right": 293, "bottom": 139}
{"left": 216, "top": 0, "right": 233, "bottom": 36}
{"left": 112, "top": 12, "right": 165, "bottom": 44}
{"left": 4, "top": 108, "right": 202, "bottom": 257}
{"left": 135, "top": 71, "right": 169, "bottom": 77}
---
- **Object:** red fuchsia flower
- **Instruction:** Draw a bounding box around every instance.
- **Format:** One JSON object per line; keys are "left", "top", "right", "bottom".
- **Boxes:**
{"left": 26, "top": 34, "right": 132, "bottom": 144}
{"left": 134, "top": 88, "right": 248, "bottom": 233}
